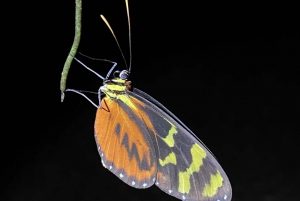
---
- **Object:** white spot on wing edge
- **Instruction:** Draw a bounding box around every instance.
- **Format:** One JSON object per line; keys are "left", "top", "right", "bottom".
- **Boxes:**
{"left": 143, "top": 183, "right": 147, "bottom": 187}
{"left": 120, "top": 173, "right": 124, "bottom": 178}
{"left": 101, "top": 160, "right": 107, "bottom": 168}
{"left": 109, "top": 166, "right": 112, "bottom": 169}
{"left": 224, "top": 195, "right": 227, "bottom": 200}
{"left": 182, "top": 195, "right": 186, "bottom": 200}
{"left": 168, "top": 190, "right": 172, "bottom": 194}
{"left": 132, "top": 181, "right": 135, "bottom": 186}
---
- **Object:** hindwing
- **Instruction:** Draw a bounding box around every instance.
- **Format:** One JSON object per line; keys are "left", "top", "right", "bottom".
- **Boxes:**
{"left": 127, "top": 88, "right": 232, "bottom": 201}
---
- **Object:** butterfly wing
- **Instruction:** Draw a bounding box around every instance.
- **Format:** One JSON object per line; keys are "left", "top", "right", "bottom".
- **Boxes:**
{"left": 94, "top": 96, "right": 157, "bottom": 188}
{"left": 126, "top": 88, "right": 232, "bottom": 201}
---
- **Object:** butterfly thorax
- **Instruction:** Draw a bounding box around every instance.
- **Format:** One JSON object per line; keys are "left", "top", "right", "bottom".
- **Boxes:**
{"left": 101, "top": 77, "right": 132, "bottom": 98}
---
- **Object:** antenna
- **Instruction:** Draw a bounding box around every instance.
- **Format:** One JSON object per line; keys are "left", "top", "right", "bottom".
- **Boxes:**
{"left": 100, "top": 0, "right": 132, "bottom": 72}
{"left": 100, "top": 15, "right": 128, "bottom": 70}
{"left": 125, "top": 0, "right": 132, "bottom": 72}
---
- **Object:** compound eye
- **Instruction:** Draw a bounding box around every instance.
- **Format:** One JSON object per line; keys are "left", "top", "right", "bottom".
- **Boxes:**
{"left": 119, "top": 70, "right": 130, "bottom": 80}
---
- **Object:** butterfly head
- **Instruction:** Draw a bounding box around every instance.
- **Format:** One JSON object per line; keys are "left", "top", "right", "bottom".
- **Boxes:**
{"left": 102, "top": 70, "right": 132, "bottom": 94}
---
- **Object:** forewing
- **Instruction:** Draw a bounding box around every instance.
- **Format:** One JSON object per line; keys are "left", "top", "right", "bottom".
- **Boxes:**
{"left": 127, "top": 89, "right": 232, "bottom": 201}
{"left": 94, "top": 96, "right": 157, "bottom": 188}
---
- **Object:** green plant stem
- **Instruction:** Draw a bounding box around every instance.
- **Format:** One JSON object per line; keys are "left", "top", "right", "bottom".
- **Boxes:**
{"left": 60, "top": 0, "right": 82, "bottom": 101}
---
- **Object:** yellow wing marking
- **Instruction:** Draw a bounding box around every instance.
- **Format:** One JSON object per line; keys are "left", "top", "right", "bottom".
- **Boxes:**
{"left": 161, "top": 126, "right": 177, "bottom": 147}
{"left": 178, "top": 143, "right": 207, "bottom": 193}
{"left": 202, "top": 171, "right": 223, "bottom": 197}
{"left": 159, "top": 152, "right": 177, "bottom": 166}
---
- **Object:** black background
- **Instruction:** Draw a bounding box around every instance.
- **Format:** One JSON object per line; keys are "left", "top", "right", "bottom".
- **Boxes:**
{"left": 4, "top": 1, "right": 299, "bottom": 201}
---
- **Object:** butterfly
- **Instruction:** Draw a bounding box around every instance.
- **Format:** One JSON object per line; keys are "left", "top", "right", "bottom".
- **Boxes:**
{"left": 68, "top": 0, "right": 232, "bottom": 200}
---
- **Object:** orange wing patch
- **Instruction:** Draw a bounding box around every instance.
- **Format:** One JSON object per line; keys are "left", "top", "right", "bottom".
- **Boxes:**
{"left": 94, "top": 97, "right": 157, "bottom": 188}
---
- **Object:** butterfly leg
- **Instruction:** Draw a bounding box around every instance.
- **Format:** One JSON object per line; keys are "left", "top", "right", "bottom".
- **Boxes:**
{"left": 98, "top": 88, "right": 102, "bottom": 108}
{"left": 65, "top": 89, "right": 99, "bottom": 108}
{"left": 105, "top": 62, "right": 118, "bottom": 79}
{"left": 74, "top": 57, "right": 105, "bottom": 80}
{"left": 74, "top": 54, "right": 118, "bottom": 80}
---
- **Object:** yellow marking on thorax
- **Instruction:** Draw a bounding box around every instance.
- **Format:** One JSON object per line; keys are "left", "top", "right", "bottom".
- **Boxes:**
{"left": 106, "top": 84, "right": 127, "bottom": 91}
{"left": 102, "top": 81, "right": 140, "bottom": 115}
{"left": 102, "top": 78, "right": 127, "bottom": 92}
{"left": 159, "top": 152, "right": 177, "bottom": 166}
{"left": 161, "top": 126, "right": 177, "bottom": 147}
{"left": 178, "top": 143, "right": 207, "bottom": 194}
{"left": 202, "top": 171, "right": 223, "bottom": 197}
